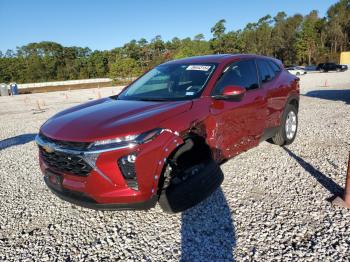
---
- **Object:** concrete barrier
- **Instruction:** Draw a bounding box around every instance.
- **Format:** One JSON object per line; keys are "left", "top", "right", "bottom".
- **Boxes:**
{"left": 17, "top": 78, "right": 112, "bottom": 89}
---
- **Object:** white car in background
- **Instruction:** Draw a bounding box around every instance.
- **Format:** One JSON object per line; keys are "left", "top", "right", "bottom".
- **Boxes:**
{"left": 286, "top": 66, "right": 307, "bottom": 76}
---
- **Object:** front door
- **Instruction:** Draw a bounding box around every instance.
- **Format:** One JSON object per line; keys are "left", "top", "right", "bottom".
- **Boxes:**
{"left": 208, "top": 59, "right": 267, "bottom": 160}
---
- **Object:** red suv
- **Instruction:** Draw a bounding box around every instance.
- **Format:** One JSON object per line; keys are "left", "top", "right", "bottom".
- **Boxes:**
{"left": 36, "top": 54, "right": 299, "bottom": 213}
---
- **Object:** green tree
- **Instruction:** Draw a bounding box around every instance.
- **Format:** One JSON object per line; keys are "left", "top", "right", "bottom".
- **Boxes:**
{"left": 296, "top": 10, "right": 320, "bottom": 64}
{"left": 194, "top": 33, "right": 205, "bottom": 41}
{"left": 326, "top": 0, "right": 350, "bottom": 54}
{"left": 109, "top": 57, "right": 140, "bottom": 80}
{"left": 174, "top": 37, "right": 211, "bottom": 58}
{"left": 211, "top": 19, "right": 226, "bottom": 39}
{"left": 1, "top": 1, "right": 349, "bottom": 84}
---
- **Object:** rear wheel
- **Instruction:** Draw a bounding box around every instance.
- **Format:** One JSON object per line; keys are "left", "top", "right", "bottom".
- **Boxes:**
{"left": 270, "top": 104, "right": 298, "bottom": 146}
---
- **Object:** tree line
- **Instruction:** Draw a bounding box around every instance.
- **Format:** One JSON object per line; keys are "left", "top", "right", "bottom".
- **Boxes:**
{"left": 0, "top": 0, "right": 349, "bottom": 83}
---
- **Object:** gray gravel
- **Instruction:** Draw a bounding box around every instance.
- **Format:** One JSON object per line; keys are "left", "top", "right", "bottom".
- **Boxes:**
{"left": 0, "top": 71, "right": 350, "bottom": 261}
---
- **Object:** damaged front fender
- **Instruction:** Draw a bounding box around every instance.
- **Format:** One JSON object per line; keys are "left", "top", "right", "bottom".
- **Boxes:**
{"left": 135, "top": 129, "right": 185, "bottom": 199}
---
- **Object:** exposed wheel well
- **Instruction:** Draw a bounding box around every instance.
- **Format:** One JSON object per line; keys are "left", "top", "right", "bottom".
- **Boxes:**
{"left": 157, "top": 134, "right": 213, "bottom": 194}
{"left": 174, "top": 134, "right": 213, "bottom": 168}
{"left": 289, "top": 98, "right": 299, "bottom": 112}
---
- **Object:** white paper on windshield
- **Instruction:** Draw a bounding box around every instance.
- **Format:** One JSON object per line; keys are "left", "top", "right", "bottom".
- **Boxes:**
{"left": 185, "top": 92, "right": 195, "bottom": 96}
{"left": 186, "top": 65, "right": 211, "bottom": 71}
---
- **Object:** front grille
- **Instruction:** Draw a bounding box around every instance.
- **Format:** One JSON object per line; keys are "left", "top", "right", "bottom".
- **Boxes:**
{"left": 40, "top": 147, "right": 92, "bottom": 176}
{"left": 39, "top": 133, "right": 91, "bottom": 150}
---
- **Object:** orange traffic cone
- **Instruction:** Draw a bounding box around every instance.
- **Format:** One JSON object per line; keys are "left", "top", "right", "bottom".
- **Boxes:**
{"left": 332, "top": 152, "right": 350, "bottom": 209}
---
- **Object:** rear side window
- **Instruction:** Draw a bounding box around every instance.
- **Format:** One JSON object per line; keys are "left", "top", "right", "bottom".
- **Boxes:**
{"left": 268, "top": 61, "right": 281, "bottom": 74}
{"left": 257, "top": 59, "right": 275, "bottom": 83}
{"left": 213, "top": 60, "right": 259, "bottom": 94}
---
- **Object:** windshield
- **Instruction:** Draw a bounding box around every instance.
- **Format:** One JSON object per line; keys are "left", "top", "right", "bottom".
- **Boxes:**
{"left": 118, "top": 63, "right": 216, "bottom": 101}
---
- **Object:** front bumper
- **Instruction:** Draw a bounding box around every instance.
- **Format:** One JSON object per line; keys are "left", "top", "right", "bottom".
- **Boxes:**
{"left": 36, "top": 131, "right": 182, "bottom": 210}
{"left": 44, "top": 173, "right": 158, "bottom": 210}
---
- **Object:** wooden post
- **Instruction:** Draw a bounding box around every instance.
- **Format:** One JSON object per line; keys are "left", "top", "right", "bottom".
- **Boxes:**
{"left": 332, "top": 152, "right": 350, "bottom": 209}
{"left": 344, "top": 152, "right": 350, "bottom": 203}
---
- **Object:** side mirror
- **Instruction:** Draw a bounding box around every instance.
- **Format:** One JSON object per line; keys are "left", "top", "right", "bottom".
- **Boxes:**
{"left": 214, "top": 85, "right": 246, "bottom": 102}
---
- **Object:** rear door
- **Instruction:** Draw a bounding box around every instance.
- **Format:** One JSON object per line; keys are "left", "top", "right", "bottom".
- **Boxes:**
{"left": 208, "top": 59, "right": 267, "bottom": 159}
{"left": 256, "top": 59, "right": 285, "bottom": 129}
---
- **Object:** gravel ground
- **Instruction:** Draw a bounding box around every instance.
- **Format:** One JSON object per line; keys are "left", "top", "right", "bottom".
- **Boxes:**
{"left": 0, "top": 71, "right": 349, "bottom": 261}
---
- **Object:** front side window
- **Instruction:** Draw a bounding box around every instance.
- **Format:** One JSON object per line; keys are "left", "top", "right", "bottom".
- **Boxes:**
{"left": 213, "top": 60, "right": 259, "bottom": 95}
{"left": 118, "top": 63, "right": 216, "bottom": 101}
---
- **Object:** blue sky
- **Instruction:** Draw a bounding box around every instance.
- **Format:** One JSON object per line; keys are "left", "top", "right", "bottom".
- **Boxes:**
{"left": 1, "top": 0, "right": 338, "bottom": 52}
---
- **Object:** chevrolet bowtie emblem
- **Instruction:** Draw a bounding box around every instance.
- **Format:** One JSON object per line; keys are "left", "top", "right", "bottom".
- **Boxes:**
{"left": 43, "top": 143, "right": 55, "bottom": 153}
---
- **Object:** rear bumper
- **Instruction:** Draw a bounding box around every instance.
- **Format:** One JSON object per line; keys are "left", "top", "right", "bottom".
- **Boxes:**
{"left": 44, "top": 174, "right": 158, "bottom": 210}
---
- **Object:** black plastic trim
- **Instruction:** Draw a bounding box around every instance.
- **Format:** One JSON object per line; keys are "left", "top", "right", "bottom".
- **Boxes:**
{"left": 259, "top": 127, "right": 279, "bottom": 142}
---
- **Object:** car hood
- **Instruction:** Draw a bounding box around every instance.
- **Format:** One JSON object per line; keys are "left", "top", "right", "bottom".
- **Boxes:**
{"left": 40, "top": 97, "right": 192, "bottom": 142}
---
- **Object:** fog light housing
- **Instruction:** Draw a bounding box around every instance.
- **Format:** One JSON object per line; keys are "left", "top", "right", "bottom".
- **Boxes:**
{"left": 118, "top": 154, "right": 138, "bottom": 190}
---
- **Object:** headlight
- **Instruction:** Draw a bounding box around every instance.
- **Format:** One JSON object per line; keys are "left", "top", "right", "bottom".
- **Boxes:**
{"left": 88, "top": 128, "right": 163, "bottom": 151}
{"left": 92, "top": 135, "right": 138, "bottom": 146}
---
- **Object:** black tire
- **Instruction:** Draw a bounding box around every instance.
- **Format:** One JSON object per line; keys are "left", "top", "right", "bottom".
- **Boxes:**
{"left": 159, "top": 160, "right": 224, "bottom": 213}
{"left": 270, "top": 104, "right": 298, "bottom": 146}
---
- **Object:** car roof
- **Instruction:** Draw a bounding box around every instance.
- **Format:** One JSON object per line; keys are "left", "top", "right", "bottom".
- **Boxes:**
{"left": 163, "top": 54, "right": 281, "bottom": 65}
